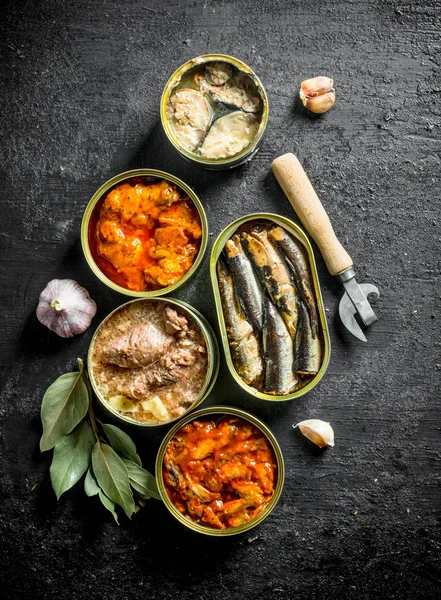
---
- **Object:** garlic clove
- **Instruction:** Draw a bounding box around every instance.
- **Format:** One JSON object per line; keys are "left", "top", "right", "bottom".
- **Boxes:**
{"left": 36, "top": 279, "right": 97, "bottom": 338}
{"left": 300, "top": 75, "right": 335, "bottom": 114}
{"left": 300, "top": 90, "right": 336, "bottom": 114}
{"left": 294, "top": 419, "right": 335, "bottom": 448}
{"left": 300, "top": 76, "right": 334, "bottom": 98}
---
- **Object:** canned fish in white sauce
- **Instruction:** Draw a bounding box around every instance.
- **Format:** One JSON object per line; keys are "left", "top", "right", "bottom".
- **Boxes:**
{"left": 161, "top": 54, "right": 268, "bottom": 170}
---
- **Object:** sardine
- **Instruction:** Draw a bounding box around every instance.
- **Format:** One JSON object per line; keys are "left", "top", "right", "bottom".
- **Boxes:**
{"left": 165, "top": 454, "right": 219, "bottom": 502}
{"left": 242, "top": 230, "right": 299, "bottom": 340}
{"left": 263, "top": 294, "right": 297, "bottom": 395}
{"left": 186, "top": 480, "right": 220, "bottom": 503}
{"left": 221, "top": 498, "right": 248, "bottom": 514}
{"left": 268, "top": 226, "right": 319, "bottom": 337}
{"left": 204, "top": 62, "right": 233, "bottom": 86}
{"left": 217, "top": 260, "right": 263, "bottom": 386}
{"left": 294, "top": 300, "right": 322, "bottom": 376}
{"left": 223, "top": 235, "right": 263, "bottom": 336}
{"left": 163, "top": 455, "right": 184, "bottom": 491}
{"left": 166, "top": 88, "right": 211, "bottom": 152}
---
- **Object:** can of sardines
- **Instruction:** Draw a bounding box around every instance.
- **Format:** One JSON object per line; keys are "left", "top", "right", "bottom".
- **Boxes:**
{"left": 161, "top": 54, "right": 268, "bottom": 169}
{"left": 156, "top": 406, "right": 284, "bottom": 535}
{"left": 210, "top": 214, "right": 331, "bottom": 401}
{"left": 87, "top": 297, "right": 219, "bottom": 427}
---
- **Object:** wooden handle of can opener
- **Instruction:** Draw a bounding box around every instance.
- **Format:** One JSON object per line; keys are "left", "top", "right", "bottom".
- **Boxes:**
{"left": 272, "top": 153, "right": 353, "bottom": 276}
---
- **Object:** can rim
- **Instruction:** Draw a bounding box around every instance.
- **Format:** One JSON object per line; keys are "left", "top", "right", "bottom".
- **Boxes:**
{"left": 160, "top": 54, "right": 269, "bottom": 167}
{"left": 87, "top": 297, "right": 219, "bottom": 427}
{"left": 81, "top": 169, "right": 208, "bottom": 297}
{"left": 155, "top": 405, "right": 285, "bottom": 536}
{"left": 210, "top": 212, "right": 331, "bottom": 401}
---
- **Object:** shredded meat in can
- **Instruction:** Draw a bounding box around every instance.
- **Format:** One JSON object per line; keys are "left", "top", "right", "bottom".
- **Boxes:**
{"left": 90, "top": 301, "right": 208, "bottom": 424}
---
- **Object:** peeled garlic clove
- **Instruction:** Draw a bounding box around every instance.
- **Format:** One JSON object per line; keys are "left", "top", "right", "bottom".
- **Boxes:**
{"left": 300, "top": 76, "right": 334, "bottom": 98}
{"left": 301, "top": 90, "right": 336, "bottom": 114}
{"left": 294, "top": 419, "right": 334, "bottom": 448}
{"left": 36, "top": 279, "right": 97, "bottom": 338}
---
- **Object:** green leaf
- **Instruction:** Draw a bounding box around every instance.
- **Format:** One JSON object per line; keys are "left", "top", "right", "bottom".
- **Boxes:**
{"left": 40, "top": 363, "right": 89, "bottom": 452}
{"left": 84, "top": 466, "right": 100, "bottom": 497}
{"left": 91, "top": 442, "right": 135, "bottom": 519}
{"left": 99, "top": 491, "right": 119, "bottom": 524}
{"left": 123, "top": 459, "right": 161, "bottom": 500}
{"left": 101, "top": 423, "right": 142, "bottom": 466}
{"left": 49, "top": 421, "right": 95, "bottom": 500}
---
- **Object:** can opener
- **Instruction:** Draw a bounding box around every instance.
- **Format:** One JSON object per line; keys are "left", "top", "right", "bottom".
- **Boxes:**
{"left": 272, "top": 153, "right": 379, "bottom": 342}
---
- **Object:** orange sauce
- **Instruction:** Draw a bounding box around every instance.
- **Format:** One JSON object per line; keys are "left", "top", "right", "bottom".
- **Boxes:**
{"left": 91, "top": 178, "right": 202, "bottom": 292}
{"left": 163, "top": 416, "right": 277, "bottom": 529}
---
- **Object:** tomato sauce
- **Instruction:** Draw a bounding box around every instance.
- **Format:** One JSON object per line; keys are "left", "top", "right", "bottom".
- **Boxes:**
{"left": 90, "top": 178, "right": 202, "bottom": 292}
{"left": 163, "top": 416, "right": 277, "bottom": 529}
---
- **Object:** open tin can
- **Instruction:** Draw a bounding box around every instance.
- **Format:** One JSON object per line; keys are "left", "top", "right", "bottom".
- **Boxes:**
{"left": 210, "top": 213, "right": 331, "bottom": 401}
{"left": 160, "top": 54, "right": 268, "bottom": 170}
{"left": 81, "top": 169, "right": 208, "bottom": 297}
{"left": 87, "top": 297, "right": 219, "bottom": 427}
{"left": 155, "top": 405, "right": 285, "bottom": 536}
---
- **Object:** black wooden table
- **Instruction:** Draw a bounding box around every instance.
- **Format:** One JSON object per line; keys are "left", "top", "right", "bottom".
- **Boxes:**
{"left": 1, "top": 1, "right": 440, "bottom": 598}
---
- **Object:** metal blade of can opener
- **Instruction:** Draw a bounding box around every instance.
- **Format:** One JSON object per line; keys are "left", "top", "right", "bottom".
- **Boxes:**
{"left": 272, "top": 153, "right": 379, "bottom": 341}
{"left": 337, "top": 269, "right": 379, "bottom": 341}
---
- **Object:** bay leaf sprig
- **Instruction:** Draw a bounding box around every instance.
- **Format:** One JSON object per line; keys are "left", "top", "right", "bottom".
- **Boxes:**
{"left": 40, "top": 358, "right": 160, "bottom": 522}
{"left": 40, "top": 360, "right": 89, "bottom": 452}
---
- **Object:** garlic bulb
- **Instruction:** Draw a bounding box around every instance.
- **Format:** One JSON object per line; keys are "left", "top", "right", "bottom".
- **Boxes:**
{"left": 294, "top": 419, "right": 334, "bottom": 448}
{"left": 37, "top": 279, "right": 97, "bottom": 338}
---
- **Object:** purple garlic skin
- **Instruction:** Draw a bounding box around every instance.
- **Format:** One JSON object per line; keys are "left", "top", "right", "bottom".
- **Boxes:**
{"left": 36, "top": 279, "right": 97, "bottom": 338}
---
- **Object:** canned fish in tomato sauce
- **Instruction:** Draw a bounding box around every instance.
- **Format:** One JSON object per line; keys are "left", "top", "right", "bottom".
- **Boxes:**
{"left": 155, "top": 406, "right": 285, "bottom": 536}
{"left": 161, "top": 54, "right": 269, "bottom": 170}
{"left": 81, "top": 169, "right": 208, "bottom": 298}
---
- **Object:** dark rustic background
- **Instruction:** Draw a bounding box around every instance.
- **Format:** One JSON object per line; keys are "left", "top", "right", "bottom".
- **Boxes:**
{"left": 1, "top": 0, "right": 440, "bottom": 598}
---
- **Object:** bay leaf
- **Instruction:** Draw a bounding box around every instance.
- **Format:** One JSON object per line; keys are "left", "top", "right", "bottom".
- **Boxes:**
{"left": 40, "top": 363, "right": 89, "bottom": 452}
{"left": 99, "top": 491, "right": 119, "bottom": 524}
{"left": 84, "top": 466, "right": 100, "bottom": 497}
{"left": 123, "top": 458, "right": 161, "bottom": 500}
{"left": 50, "top": 421, "right": 95, "bottom": 500}
{"left": 101, "top": 423, "right": 142, "bottom": 466}
{"left": 92, "top": 442, "right": 135, "bottom": 519}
